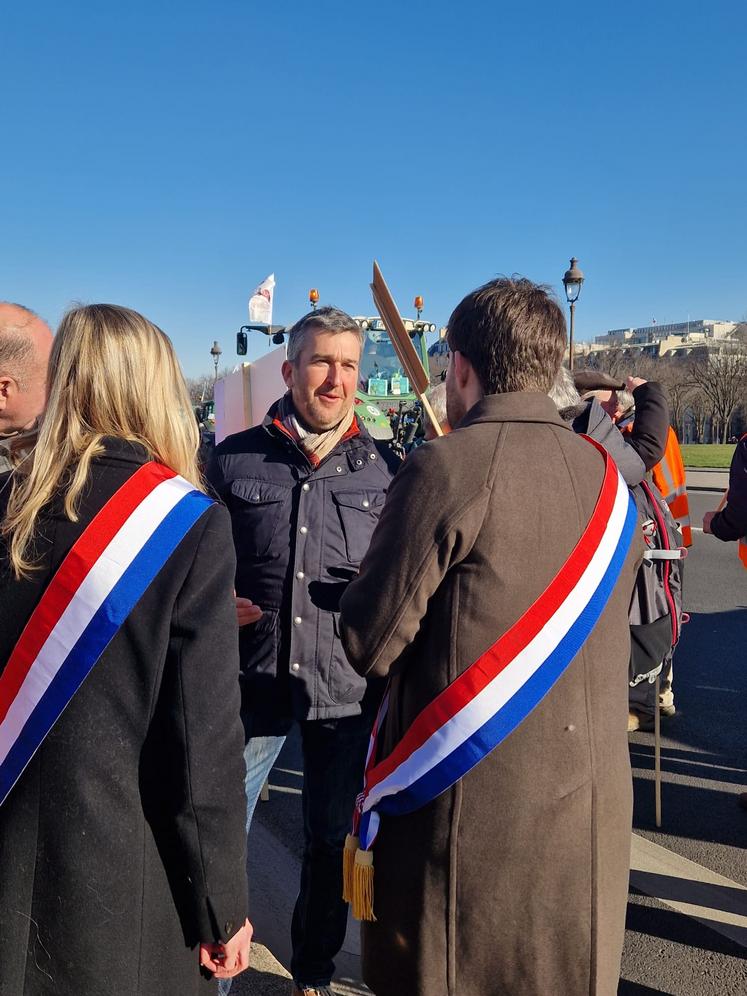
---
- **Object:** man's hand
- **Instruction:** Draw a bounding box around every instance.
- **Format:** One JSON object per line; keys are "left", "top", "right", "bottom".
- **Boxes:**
{"left": 200, "top": 918, "right": 253, "bottom": 979}
{"left": 702, "top": 511, "right": 716, "bottom": 534}
{"left": 626, "top": 376, "right": 647, "bottom": 392}
{"left": 236, "top": 596, "right": 263, "bottom": 626}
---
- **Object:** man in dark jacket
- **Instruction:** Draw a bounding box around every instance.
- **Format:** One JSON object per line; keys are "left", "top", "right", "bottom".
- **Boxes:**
{"left": 207, "top": 306, "right": 397, "bottom": 996}
{"left": 703, "top": 434, "right": 747, "bottom": 547}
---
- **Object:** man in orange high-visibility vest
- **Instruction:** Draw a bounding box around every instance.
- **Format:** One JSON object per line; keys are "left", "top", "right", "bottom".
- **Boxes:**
{"left": 650, "top": 427, "right": 692, "bottom": 547}
{"left": 703, "top": 433, "right": 747, "bottom": 568}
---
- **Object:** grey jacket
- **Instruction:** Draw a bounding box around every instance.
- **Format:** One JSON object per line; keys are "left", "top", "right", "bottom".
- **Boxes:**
{"left": 206, "top": 402, "right": 398, "bottom": 734}
{"left": 562, "top": 397, "right": 646, "bottom": 486}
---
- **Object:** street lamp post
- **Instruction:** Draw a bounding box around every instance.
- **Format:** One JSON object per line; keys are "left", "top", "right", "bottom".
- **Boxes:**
{"left": 210, "top": 340, "right": 222, "bottom": 382}
{"left": 562, "top": 257, "right": 585, "bottom": 371}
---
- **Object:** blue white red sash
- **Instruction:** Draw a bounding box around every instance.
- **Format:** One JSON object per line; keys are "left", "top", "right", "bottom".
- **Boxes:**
{"left": 0, "top": 462, "right": 213, "bottom": 807}
{"left": 352, "top": 440, "right": 637, "bottom": 856}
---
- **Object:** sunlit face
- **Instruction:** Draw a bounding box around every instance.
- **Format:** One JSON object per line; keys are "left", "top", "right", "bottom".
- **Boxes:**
{"left": 596, "top": 389, "right": 619, "bottom": 420}
{"left": 282, "top": 328, "right": 361, "bottom": 432}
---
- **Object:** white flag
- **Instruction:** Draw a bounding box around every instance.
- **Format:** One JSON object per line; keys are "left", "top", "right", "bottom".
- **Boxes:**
{"left": 248, "top": 273, "right": 275, "bottom": 325}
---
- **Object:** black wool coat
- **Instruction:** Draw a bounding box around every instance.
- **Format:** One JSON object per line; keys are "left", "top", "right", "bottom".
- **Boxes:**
{"left": 0, "top": 440, "right": 248, "bottom": 996}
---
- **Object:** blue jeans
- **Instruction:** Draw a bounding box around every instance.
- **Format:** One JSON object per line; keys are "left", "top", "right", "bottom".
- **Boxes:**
{"left": 289, "top": 711, "right": 373, "bottom": 988}
{"left": 221, "top": 707, "right": 374, "bottom": 992}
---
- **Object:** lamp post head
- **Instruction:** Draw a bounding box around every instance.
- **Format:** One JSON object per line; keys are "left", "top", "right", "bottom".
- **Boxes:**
{"left": 562, "top": 257, "right": 585, "bottom": 304}
{"left": 210, "top": 340, "right": 222, "bottom": 359}
{"left": 309, "top": 288, "right": 319, "bottom": 310}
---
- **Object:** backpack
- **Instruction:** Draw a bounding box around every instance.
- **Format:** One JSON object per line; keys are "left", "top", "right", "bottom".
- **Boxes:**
{"left": 628, "top": 479, "right": 687, "bottom": 690}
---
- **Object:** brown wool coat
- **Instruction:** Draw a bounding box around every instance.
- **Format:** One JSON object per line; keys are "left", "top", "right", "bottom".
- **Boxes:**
{"left": 340, "top": 393, "right": 642, "bottom": 996}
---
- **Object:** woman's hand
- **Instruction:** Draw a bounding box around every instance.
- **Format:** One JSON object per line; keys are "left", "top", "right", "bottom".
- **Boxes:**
{"left": 199, "top": 918, "right": 253, "bottom": 979}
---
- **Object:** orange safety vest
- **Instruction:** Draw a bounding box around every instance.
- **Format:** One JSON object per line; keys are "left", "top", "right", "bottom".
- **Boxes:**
{"left": 650, "top": 427, "right": 692, "bottom": 547}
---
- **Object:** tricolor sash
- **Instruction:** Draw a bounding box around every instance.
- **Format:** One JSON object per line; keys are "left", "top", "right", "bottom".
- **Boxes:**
{"left": 344, "top": 440, "right": 637, "bottom": 920}
{"left": 0, "top": 462, "right": 213, "bottom": 807}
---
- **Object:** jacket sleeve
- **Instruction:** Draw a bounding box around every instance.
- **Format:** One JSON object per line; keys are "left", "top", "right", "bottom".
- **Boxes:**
{"left": 340, "top": 441, "right": 488, "bottom": 678}
{"left": 158, "top": 503, "right": 248, "bottom": 943}
{"left": 711, "top": 439, "right": 747, "bottom": 542}
{"left": 627, "top": 382, "right": 670, "bottom": 470}
{"left": 205, "top": 445, "right": 228, "bottom": 501}
{"left": 582, "top": 399, "right": 646, "bottom": 487}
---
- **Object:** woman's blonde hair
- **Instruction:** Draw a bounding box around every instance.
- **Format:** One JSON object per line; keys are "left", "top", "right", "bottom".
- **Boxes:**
{"left": 2, "top": 303, "right": 202, "bottom": 578}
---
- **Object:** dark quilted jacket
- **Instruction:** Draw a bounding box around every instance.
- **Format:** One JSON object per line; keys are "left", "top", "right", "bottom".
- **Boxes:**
{"left": 206, "top": 403, "right": 398, "bottom": 734}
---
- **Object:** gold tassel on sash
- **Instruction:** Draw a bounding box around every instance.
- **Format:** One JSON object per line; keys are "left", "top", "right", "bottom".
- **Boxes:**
{"left": 342, "top": 833, "right": 359, "bottom": 903}
{"left": 351, "top": 847, "right": 376, "bottom": 921}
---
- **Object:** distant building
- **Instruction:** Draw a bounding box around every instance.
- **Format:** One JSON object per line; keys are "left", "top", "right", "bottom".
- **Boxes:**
{"left": 594, "top": 319, "right": 735, "bottom": 347}
{"left": 428, "top": 333, "right": 450, "bottom": 381}
{"left": 588, "top": 319, "right": 742, "bottom": 359}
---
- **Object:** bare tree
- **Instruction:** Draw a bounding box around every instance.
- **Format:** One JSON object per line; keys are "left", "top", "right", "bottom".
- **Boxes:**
{"left": 656, "top": 357, "right": 695, "bottom": 437}
{"left": 578, "top": 348, "right": 630, "bottom": 381}
{"left": 185, "top": 375, "right": 213, "bottom": 404}
{"left": 689, "top": 351, "right": 747, "bottom": 443}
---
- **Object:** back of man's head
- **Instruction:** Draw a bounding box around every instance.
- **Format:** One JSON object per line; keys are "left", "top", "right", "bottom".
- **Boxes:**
{"left": 0, "top": 302, "right": 54, "bottom": 433}
{"left": 446, "top": 277, "right": 566, "bottom": 395}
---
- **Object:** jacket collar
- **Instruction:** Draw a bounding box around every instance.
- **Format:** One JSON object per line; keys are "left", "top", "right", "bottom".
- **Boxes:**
{"left": 458, "top": 392, "right": 572, "bottom": 431}
{"left": 96, "top": 437, "right": 151, "bottom": 466}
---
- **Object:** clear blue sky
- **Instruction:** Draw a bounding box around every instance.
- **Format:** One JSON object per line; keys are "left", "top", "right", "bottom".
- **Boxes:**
{"left": 3, "top": 0, "right": 746, "bottom": 378}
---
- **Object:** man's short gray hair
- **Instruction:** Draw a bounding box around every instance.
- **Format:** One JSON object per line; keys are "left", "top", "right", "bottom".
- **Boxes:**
{"left": 548, "top": 365, "right": 581, "bottom": 409}
{"left": 424, "top": 381, "right": 448, "bottom": 427}
{"left": 286, "top": 306, "right": 364, "bottom": 364}
{"left": 0, "top": 302, "right": 39, "bottom": 386}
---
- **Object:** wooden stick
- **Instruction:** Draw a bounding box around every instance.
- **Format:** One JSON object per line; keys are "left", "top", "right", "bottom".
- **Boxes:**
{"left": 370, "top": 263, "right": 444, "bottom": 437}
{"left": 654, "top": 673, "right": 662, "bottom": 829}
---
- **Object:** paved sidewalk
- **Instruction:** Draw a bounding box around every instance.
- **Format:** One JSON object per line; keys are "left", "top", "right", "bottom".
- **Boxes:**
{"left": 685, "top": 468, "right": 729, "bottom": 491}
{"left": 229, "top": 819, "right": 369, "bottom": 996}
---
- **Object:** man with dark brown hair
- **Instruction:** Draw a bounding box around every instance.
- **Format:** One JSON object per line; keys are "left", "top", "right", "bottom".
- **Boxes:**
{"left": 341, "top": 277, "right": 641, "bottom": 996}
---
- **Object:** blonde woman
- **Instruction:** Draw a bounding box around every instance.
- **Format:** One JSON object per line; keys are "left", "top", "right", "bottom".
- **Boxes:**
{"left": 0, "top": 305, "right": 252, "bottom": 995}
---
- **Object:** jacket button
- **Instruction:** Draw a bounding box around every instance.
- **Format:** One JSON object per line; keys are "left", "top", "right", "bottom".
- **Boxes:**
{"left": 300, "top": 526, "right": 308, "bottom": 535}
{"left": 369, "top": 452, "right": 376, "bottom": 460}
{"left": 291, "top": 662, "right": 300, "bottom": 672}
{"left": 302, "top": 483, "right": 310, "bottom": 492}
{"left": 224, "top": 920, "right": 234, "bottom": 936}
{"left": 294, "top": 616, "right": 302, "bottom": 625}
{"left": 362, "top": 499, "right": 370, "bottom": 508}
{"left": 356, "top": 458, "right": 363, "bottom": 466}
{"left": 296, "top": 571, "right": 305, "bottom": 580}
{"left": 336, "top": 466, "right": 343, "bottom": 473}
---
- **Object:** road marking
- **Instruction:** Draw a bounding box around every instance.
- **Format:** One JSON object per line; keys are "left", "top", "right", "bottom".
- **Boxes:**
{"left": 631, "top": 833, "right": 747, "bottom": 949}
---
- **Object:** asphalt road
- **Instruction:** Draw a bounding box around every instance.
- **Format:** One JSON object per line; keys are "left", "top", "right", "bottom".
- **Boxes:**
{"left": 243, "top": 486, "right": 746, "bottom": 996}
{"left": 620, "top": 489, "right": 747, "bottom": 995}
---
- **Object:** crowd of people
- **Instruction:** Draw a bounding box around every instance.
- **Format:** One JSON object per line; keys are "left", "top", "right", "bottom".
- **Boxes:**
{"left": 0, "top": 284, "right": 745, "bottom": 996}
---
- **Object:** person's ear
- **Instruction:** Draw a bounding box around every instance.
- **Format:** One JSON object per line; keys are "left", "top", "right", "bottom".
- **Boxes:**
{"left": 453, "top": 351, "right": 472, "bottom": 390}
{"left": 281, "top": 360, "right": 294, "bottom": 391}
{"left": 0, "top": 375, "right": 15, "bottom": 411}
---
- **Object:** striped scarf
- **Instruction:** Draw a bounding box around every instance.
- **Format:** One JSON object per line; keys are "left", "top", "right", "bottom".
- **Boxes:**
{"left": 277, "top": 395, "right": 356, "bottom": 468}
